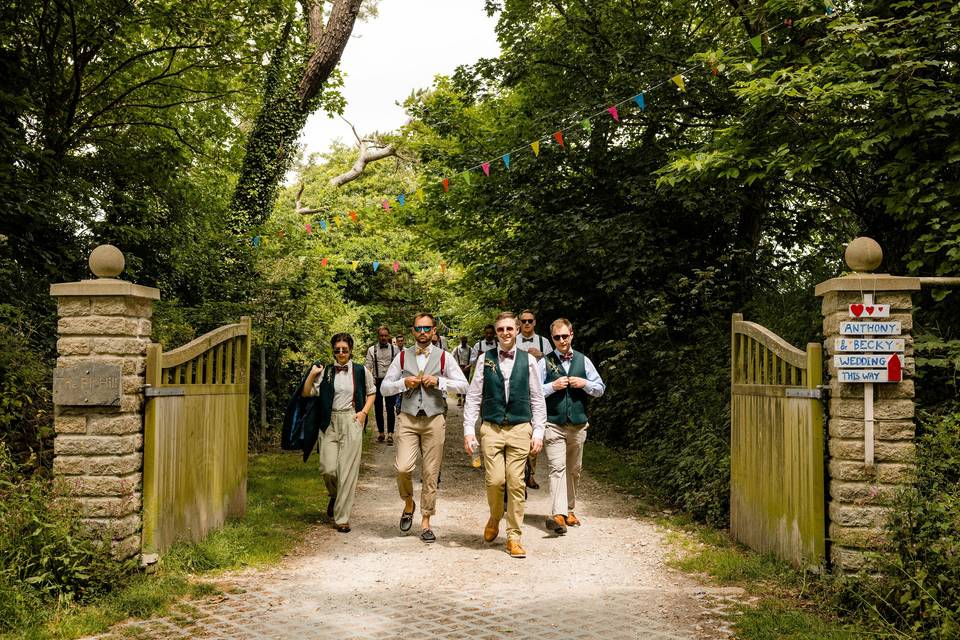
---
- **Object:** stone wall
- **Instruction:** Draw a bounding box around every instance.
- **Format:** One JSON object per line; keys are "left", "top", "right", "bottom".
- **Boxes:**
{"left": 51, "top": 270, "right": 158, "bottom": 561}
{"left": 821, "top": 290, "right": 916, "bottom": 572}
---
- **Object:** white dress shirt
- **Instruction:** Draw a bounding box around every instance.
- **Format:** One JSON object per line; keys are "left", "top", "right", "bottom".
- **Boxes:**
{"left": 379, "top": 345, "right": 469, "bottom": 397}
{"left": 516, "top": 332, "right": 549, "bottom": 357}
{"left": 538, "top": 349, "right": 606, "bottom": 398}
{"left": 311, "top": 365, "right": 376, "bottom": 410}
{"left": 470, "top": 339, "right": 499, "bottom": 364}
{"left": 462, "top": 344, "right": 547, "bottom": 440}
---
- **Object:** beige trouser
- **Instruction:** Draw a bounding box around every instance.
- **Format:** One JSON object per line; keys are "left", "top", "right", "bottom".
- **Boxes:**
{"left": 319, "top": 410, "right": 364, "bottom": 525}
{"left": 480, "top": 421, "right": 532, "bottom": 541}
{"left": 395, "top": 412, "right": 446, "bottom": 516}
{"left": 544, "top": 422, "right": 588, "bottom": 516}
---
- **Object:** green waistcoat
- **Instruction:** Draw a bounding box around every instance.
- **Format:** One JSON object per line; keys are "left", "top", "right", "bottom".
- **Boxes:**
{"left": 480, "top": 348, "right": 532, "bottom": 425}
{"left": 544, "top": 350, "right": 589, "bottom": 425}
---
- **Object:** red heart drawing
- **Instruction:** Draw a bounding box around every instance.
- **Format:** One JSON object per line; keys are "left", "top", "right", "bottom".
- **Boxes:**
{"left": 887, "top": 354, "right": 902, "bottom": 382}
{"left": 865, "top": 306, "right": 874, "bottom": 315}
{"left": 851, "top": 304, "right": 864, "bottom": 317}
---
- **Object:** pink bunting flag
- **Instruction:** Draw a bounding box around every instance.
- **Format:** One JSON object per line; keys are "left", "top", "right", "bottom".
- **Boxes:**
{"left": 305, "top": 223, "right": 312, "bottom": 234}
{"left": 607, "top": 106, "right": 620, "bottom": 122}
{"left": 381, "top": 199, "right": 390, "bottom": 211}
{"left": 392, "top": 260, "right": 399, "bottom": 273}
{"left": 553, "top": 131, "right": 565, "bottom": 147}
{"left": 481, "top": 162, "right": 491, "bottom": 176}
{"left": 442, "top": 178, "right": 449, "bottom": 192}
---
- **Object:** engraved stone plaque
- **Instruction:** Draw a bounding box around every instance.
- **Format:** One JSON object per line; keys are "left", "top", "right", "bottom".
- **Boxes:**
{"left": 53, "top": 363, "right": 122, "bottom": 406}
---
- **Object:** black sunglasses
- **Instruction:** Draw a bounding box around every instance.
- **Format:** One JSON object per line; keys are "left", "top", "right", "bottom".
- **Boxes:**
{"left": 520, "top": 318, "right": 535, "bottom": 324}
{"left": 552, "top": 334, "right": 571, "bottom": 341}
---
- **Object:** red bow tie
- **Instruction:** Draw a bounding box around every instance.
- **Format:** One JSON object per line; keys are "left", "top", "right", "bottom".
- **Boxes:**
{"left": 560, "top": 353, "right": 573, "bottom": 362}
{"left": 334, "top": 365, "right": 349, "bottom": 373}
{"left": 499, "top": 350, "right": 514, "bottom": 360}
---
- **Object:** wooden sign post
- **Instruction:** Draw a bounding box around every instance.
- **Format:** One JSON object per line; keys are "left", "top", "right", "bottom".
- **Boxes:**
{"left": 836, "top": 294, "right": 904, "bottom": 466}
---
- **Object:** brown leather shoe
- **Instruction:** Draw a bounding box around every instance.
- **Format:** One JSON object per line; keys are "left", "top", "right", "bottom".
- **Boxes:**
{"left": 566, "top": 512, "right": 582, "bottom": 526}
{"left": 483, "top": 517, "right": 499, "bottom": 542}
{"left": 547, "top": 514, "right": 567, "bottom": 534}
{"left": 506, "top": 539, "right": 526, "bottom": 558}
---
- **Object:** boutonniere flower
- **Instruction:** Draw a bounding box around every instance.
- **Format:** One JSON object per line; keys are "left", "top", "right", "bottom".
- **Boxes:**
{"left": 547, "top": 359, "right": 563, "bottom": 377}
{"left": 326, "top": 366, "right": 335, "bottom": 384}
{"left": 483, "top": 359, "right": 498, "bottom": 371}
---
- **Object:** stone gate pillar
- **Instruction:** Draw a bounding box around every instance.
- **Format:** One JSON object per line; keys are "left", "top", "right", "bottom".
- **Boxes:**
{"left": 50, "top": 245, "right": 159, "bottom": 560}
{"left": 815, "top": 237, "right": 920, "bottom": 572}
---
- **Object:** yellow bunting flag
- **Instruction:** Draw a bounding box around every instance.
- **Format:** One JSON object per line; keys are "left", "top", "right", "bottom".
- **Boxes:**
{"left": 351, "top": 260, "right": 358, "bottom": 271}
{"left": 416, "top": 188, "right": 425, "bottom": 201}
{"left": 531, "top": 140, "right": 540, "bottom": 156}
{"left": 671, "top": 74, "right": 685, "bottom": 92}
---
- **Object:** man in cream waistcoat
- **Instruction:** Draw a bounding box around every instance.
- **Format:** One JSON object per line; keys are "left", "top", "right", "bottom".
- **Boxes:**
{"left": 538, "top": 318, "right": 605, "bottom": 534}
{"left": 463, "top": 311, "right": 546, "bottom": 558}
{"left": 380, "top": 312, "right": 468, "bottom": 542}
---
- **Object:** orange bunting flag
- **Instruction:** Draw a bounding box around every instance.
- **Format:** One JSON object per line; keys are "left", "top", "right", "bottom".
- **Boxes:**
{"left": 321, "top": 258, "right": 328, "bottom": 268}
{"left": 531, "top": 140, "right": 540, "bottom": 156}
{"left": 349, "top": 210, "right": 358, "bottom": 222}
{"left": 671, "top": 74, "right": 685, "bottom": 92}
{"left": 606, "top": 106, "right": 620, "bottom": 122}
{"left": 552, "top": 131, "right": 565, "bottom": 147}
{"left": 278, "top": 230, "right": 286, "bottom": 238}
{"left": 392, "top": 260, "right": 399, "bottom": 273}
{"left": 442, "top": 178, "right": 449, "bottom": 192}
{"left": 440, "top": 261, "right": 447, "bottom": 273}
{"left": 481, "top": 162, "right": 491, "bottom": 176}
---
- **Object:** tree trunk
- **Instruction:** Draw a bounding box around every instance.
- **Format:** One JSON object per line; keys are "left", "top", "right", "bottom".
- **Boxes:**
{"left": 230, "top": 0, "right": 365, "bottom": 228}
{"left": 259, "top": 345, "right": 268, "bottom": 436}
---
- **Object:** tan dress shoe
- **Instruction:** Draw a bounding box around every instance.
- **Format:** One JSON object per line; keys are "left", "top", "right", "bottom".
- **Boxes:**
{"left": 506, "top": 539, "right": 526, "bottom": 558}
{"left": 547, "top": 514, "right": 567, "bottom": 534}
{"left": 566, "top": 512, "right": 582, "bottom": 526}
{"left": 483, "top": 518, "right": 499, "bottom": 542}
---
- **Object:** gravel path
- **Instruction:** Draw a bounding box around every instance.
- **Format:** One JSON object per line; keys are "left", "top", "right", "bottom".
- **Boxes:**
{"left": 94, "top": 405, "right": 738, "bottom": 639}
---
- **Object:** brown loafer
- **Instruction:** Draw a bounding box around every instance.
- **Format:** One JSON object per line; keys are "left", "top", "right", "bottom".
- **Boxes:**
{"left": 566, "top": 512, "right": 581, "bottom": 526}
{"left": 547, "top": 514, "right": 567, "bottom": 534}
{"left": 483, "top": 517, "right": 499, "bottom": 542}
{"left": 506, "top": 539, "right": 526, "bottom": 558}
{"left": 335, "top": 523, "right": 350, "bottom": 533}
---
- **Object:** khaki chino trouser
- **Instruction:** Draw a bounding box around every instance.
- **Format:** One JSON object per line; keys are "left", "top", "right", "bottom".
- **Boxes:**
{"left": 480, "top": 421, "right": 533, "bottom": 541}
{"left": 395, "top": 412, "right": 446, "bottom": 516}
{"left": 319, "top": 410, "right": 364, "bottom": 525}
{"left": 544, "top": 422, "right": 588, "bottom": 517}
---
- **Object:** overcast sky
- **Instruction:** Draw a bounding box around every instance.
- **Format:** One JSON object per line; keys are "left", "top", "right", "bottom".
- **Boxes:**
{"left": 298, "top": 0, "right": 501, "bottom": 157}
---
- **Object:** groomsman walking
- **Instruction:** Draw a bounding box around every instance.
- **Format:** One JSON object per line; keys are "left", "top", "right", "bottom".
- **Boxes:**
{"left": 365, "top": 326, "right": 397, "bottom": 444}
{"left": 463, "top": 312, "right": 546, "bottom": 558}
{"left": 516, "top": 309, "right": 549, "bottom": 489}
{"left": 380, "top": 313, "right": 469, "bottom": 542}
{"left": 538, "top": 318, "right": 605, "bottom": 534}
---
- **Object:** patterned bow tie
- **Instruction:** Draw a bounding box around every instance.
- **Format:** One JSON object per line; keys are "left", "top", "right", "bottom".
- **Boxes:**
{"left": 416, "top": 346, "right": 430, "bottom": 355}
{"left": 521, "top": 337, "right": 534, "bottom": 342}
{"left": 560, "top": 353, "right": 574, "bottom": 362}
{"left": 499, "top": 350, "right": 514, "bottom": 360}
{"left": 335, "top": 364, "right": 349, "bottom": 373}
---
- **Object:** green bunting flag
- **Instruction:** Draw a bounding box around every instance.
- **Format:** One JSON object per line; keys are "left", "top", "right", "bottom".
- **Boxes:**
{"left": 750, "top": 35, "right": 762, "bottom": 54}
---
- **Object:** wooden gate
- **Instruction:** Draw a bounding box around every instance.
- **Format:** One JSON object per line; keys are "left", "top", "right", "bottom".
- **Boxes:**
{"left": 142, "top": 317, "right": 251, "bottom": 554}
{"left": 730, "top": 313, "right": 826, "bottom": 569}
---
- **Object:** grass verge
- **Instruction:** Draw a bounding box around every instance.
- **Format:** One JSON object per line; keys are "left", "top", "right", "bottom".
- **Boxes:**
{"left": 582, "top": 440, "right": 865, "bottom": 639}
{"left": 4, "top": 451, "right": 323, "bottom": 640}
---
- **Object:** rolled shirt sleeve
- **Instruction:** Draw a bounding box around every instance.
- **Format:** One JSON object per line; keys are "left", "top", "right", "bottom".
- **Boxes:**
{"left": 462, "top": 364, "right": 485, "bottom": 438}
{"left": 438, "top": 351, "right": 469, "bottom": 394}
{"left": 363, "top": 367, "right": 376, "bottom": 396}
{"left": 583, "top": 356, "right": 606, "bottom": 397}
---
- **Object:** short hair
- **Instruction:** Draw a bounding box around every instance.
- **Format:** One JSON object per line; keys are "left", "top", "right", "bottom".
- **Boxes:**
{"left": 519, "top": 309, "right": 536, "bottom": 319}
{"left": 377, "top": 325, "right": 391, "bottom": 334}
{"left": 495, "top": 311, "right": 518, "bottom": 327}
{"left": 550, "top": 318, "right": 573, "bottom": 334}
{"left": 413, "top": 312, "right": 435, "bottom": 326}
{"left": 330, "top": 332, "right": 354, "bottom": 349}
{"left": 483, "top": 324, "right": 495, "bottom": 331}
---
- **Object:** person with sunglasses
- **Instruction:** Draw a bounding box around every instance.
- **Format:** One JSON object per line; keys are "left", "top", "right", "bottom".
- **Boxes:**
{"left": 379, "top": 313, "right": 469, "bottom": 542}
{"left": 462, "top": 311, "right": 547, "bottom": 558}
{"left": 537, "top": 318, "right": 606, "bottom": 535}
{"left": 364, "top": 325, "right": 397, "bottom": 445}
{"left": 516, "top": 309, "right": 550, "bottom": 489}
{"left": 301, "top": 333, "right": 376, "bottom": 533}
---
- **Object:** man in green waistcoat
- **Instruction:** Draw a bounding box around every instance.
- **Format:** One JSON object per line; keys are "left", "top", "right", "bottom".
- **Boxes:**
{"left": 463, "top": 311, "right": 546, "bottom": 558}
{"left": 538, "top": 318, "right": 606, "bottom": 534}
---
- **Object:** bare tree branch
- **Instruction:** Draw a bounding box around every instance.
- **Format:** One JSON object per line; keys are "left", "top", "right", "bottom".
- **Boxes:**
{"left": 294, "top": 182, "right": 326, "bottom": 215}
{"left": 298, "top": 0, "right": 364, "bottom": 108}
{"left": 328, "top": 138, "right": 396, "bottom": 187}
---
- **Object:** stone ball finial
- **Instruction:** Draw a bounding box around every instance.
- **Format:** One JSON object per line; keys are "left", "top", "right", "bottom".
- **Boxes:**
{"left": 845, "top": 236, "right": 883, "bottom": 273}
{"left": 89, "top": 244, "right": 125, "bottom": 278}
